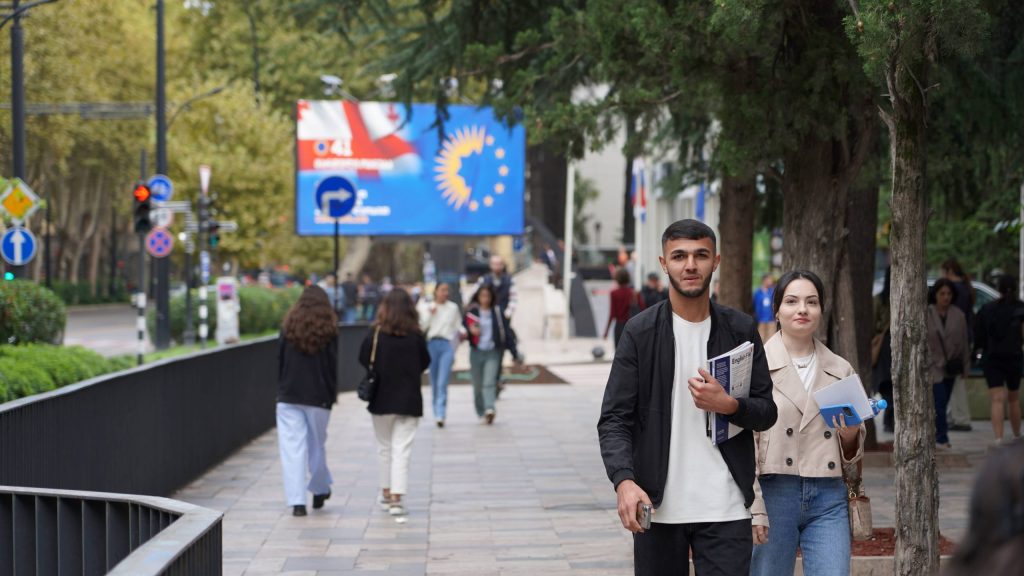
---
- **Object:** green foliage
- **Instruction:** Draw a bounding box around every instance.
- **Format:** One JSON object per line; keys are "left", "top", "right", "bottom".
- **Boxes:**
{"left": 50, "top": 280, "right": 129, "bottom": 306}
{"left": 0, "top": 344, "right": 124, "bottom": 403}
{"left": 0, "top": 280, "right": 66, "bottom": 345}
{"left": 147, "top": 285, "right": 301, "bottom": 343}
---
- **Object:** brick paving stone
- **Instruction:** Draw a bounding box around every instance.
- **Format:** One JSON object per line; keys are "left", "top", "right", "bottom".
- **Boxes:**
{"left": 175, "top": 360, "right": 986, "bottom": 574}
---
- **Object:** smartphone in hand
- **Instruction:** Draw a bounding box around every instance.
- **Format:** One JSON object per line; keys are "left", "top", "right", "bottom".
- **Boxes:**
{"left": 637, "top": 503, "right": 652, "bottom": 530}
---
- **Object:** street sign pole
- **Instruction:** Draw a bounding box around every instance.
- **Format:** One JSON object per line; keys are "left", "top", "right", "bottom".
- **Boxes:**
{"left": 136, "top": 149, "right": 148, "bottom": 365}
{"left": 334, "top": 218, "right": 341, "bottom": 317}
{"left": 153, "top": 0, "right": 171, "bottom": 350}
{"left": 8, "top": 0, "right": 23, "bottom": 281}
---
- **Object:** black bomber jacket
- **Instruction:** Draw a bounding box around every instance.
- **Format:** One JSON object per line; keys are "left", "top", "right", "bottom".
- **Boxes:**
{"left": 597, "top": 299, "right": 777, "bottom": 508}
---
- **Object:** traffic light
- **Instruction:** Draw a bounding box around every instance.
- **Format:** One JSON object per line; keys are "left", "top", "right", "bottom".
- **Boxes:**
{"left": 208, "top": 220, "right": 220, "bottom": 248}
{"left": 3, "top": 271, "right": 13, "bottom": 281}
{"left": 197, "top": 194, "right": 211, "bottom": 231}
{"left": 133, "top": 182, "right": 152, "bottom": 234}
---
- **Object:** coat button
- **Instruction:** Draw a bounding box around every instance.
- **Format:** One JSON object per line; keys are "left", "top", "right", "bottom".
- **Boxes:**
{"left": 824, "top": 431, "right": 832, "bottom": 439}
{"left": 786, "top": 428, "right": 794, "bottom": 436}
{"left": 786, "top": 457, "right": 793, "bottom": 466}
{"left": 828, "top": 461, "right": 836, "bottom": 470}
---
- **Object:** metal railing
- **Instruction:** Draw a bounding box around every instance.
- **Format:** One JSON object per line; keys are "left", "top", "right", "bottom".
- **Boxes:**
{"left": 0, "top": 485, "right": 221, "bottom": 576}
{"left": 0, "top": 337, "right": 278, "bottom": 498}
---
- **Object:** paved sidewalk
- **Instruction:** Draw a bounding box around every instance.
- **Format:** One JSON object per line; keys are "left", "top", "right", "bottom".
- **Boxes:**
{"left": 175, "top": 362, "right": 989, "bottom": 575}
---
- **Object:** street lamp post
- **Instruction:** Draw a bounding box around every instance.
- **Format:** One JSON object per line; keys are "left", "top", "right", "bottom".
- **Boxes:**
{"left": 153, "top": 0, "right": 170, "bottom": 349}
{"left": 1, "top": 0, "right": 58, "bottom": 281}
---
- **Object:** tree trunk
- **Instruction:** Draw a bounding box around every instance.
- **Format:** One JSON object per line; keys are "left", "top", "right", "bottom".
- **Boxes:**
{"left": 717, "top": 173, "right": 756, "bottom": 313}
{"left": 782, "top": 135, "right": 849, "bottom": 340}
{"left": 889, "top": 55, "right": 940, "bottom": 576}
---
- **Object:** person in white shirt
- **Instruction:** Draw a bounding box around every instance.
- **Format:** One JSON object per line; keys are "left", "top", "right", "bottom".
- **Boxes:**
{"left": 418, "top": 283, "right": 462, "bottom": 427}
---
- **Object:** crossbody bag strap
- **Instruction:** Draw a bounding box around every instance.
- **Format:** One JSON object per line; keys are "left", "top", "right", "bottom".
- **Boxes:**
{"left": 931, "top": 307, "right": 951, "bottom": 361}
{"left": 370, "top": 327, "right": 380, "bottom": 368}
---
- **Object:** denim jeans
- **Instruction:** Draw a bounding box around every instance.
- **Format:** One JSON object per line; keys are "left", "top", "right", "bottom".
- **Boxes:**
{"left": 427, "top": 338, "right": 455, "bottom": 420}
{"left": 750, "top": 475, "right": 850, "bottom": 576}
{"left": 934, "top": 377, "right": 955, "bottom": 444}
{"left": 276, "top": 403, "right": 332, "bottom": 506}
{"left": 469, "top": 348, "right": 502, "bottom": 417}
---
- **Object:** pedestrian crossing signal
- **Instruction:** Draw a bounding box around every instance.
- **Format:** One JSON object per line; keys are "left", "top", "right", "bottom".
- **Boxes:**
{"left": 133, "top": 182, "right": 152, "bottom": 234}
{"left": 3, "top": 271, "right": 13, "bottom": 281}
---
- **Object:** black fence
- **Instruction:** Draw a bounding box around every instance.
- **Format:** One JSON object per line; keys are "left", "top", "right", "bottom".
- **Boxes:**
{"left": 337, "top": 322, "right": 370, "bottom": 393}
{"left": 0, "top": 337, "right": 278, "bottom": 496}
{"left": 0, "top": 485, "right": 221, "bottom": 576}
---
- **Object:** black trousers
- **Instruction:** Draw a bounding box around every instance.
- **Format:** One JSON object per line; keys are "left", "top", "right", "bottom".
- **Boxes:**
{"left": 633, "top": 518, "right": 752, "bottom": 576}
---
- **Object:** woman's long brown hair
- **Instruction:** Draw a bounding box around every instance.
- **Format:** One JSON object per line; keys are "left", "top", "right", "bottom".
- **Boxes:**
{"left": 375, "top": 288, "right": 420, "bottom": 336}
{"left": 282, "top": 286, "right": 338, "bottom": 354}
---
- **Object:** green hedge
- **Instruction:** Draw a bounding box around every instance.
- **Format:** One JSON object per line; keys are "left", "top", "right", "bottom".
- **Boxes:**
{"left": 147, "top": 285, "right": 301, "bottom": 343}
{"left": 51, "top": 279, "right": 129, "bottom": 306}
{"left": 0, "top": 280, "right": 66, "bottom": 345}
{"left": 0, "top": 344, "right": 128, "bottom": 403}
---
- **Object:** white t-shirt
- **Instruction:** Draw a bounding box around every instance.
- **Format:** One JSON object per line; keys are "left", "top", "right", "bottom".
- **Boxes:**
{"left": 794, "top": 353, "right": 818, "bottom": 390}
{"left": 654, "top": 314, "right": 750, "bottom": 524}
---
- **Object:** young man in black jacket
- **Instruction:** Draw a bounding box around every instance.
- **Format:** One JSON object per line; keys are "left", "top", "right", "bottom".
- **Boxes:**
{"left": 598, "top": 219, "right": 777, "bottom": 575}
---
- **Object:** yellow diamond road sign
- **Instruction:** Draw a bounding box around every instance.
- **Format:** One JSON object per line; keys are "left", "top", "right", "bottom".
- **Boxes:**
{"left": 0, "top": 178, "right": 41, "bottom": 223}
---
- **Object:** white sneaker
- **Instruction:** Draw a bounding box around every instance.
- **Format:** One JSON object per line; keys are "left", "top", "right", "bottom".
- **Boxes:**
{"left": 388, "top": 503, "right": 407, "bottom": 516}
{"left": 378, "top": 496, "right": 391, "bottom": 511}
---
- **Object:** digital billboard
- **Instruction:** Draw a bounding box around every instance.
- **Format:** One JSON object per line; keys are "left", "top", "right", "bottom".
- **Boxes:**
{"left": 295, "top": 100, "right": 525, "bottom": 236}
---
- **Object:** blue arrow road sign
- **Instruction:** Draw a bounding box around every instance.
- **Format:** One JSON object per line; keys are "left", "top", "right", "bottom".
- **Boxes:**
{"left": 148, "top": 174, "right": 174, "bottom": 202}
{"left": 315, "top": 176, "right": 357, "bottom": 219}
{"left": 1, "top": 227, "right": 37, "bottom": 266}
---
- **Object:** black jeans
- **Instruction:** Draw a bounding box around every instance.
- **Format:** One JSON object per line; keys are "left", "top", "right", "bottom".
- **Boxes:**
{"left": 633, "top": 518, "right": 752, "bottom": 576}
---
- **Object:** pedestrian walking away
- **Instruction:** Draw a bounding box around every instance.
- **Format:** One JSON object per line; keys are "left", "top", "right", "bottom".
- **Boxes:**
{"left": 604, "top": 267, "right": 645, "bottom": 348}
{"left": 359, "top": 288, "right": 431, "bottom": 519}
{"left": 750, "top": 270, "right": 865, "bottom": 576}
{"left": 598, "top": 219, "right": 778, "bottom": 576}
{"left": 418, "top": 282, "right": 463, "bottom": 428}
{"left": 464, "top": 284, "right": 518, "bottom": 424}
{"left": 927, "top": 278, "right": 971, "bottom": 449}
{"left": 973, "top": 275, "right": 1024, "bottom": 446}
{"left": 275, "top": 286, "right": 339, "bottom": 517}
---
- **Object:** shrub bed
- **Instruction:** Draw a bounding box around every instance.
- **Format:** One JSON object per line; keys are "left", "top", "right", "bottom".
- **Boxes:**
{"left": 147, "top": 285, "right": 301, "bottom": 343}
{"left": 0, "top": 280, "right": 66, "bottom": 345}
{"left": 0, "top": 344, "right": 131, "bottom": 403}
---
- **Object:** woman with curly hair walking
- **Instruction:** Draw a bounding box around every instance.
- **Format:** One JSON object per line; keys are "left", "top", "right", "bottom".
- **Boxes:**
{"left": 276, "top": 286, "right": 339, "bottom": 517}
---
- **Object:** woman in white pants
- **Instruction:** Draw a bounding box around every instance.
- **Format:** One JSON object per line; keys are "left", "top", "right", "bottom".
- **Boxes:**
{"left": 359, "top": 288, "right": 431, "bottom": 517}
{"left": 276, "top": 286, "right": 339, "bottom": 517}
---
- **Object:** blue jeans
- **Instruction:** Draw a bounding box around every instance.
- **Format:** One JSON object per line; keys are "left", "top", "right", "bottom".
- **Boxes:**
{"left": 751, "top": 475, "right": 850, "bottom": 576}
{"left": 427, "top": 338, "right": 455, "bottom": 420}
{"left": 469, "top": 348, "right": 502, "bottom": 417}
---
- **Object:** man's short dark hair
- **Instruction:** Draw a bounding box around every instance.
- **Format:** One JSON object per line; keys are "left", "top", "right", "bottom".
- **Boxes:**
{"left": 661, "top": 219, "right": 717, "bottom": 251}
{"left": 647, "top": 272, "right": 659, "bottom": 281}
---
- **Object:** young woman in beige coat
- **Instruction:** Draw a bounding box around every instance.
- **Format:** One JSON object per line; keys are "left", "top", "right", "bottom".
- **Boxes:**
{"left": 750, "top": 270, "right": 865, "bottom": 576}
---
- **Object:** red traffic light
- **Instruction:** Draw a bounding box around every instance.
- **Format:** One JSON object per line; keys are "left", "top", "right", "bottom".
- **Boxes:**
{"left": 133, "top": 184, "right": 151, "bottom": 202}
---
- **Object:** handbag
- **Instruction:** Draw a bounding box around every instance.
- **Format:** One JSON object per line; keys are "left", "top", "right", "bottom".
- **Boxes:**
{"left": 357, "top": 327, "right": 380, "bottom": 402}
{"left": 843, "top": 460, "right": 873, "bottom": 541}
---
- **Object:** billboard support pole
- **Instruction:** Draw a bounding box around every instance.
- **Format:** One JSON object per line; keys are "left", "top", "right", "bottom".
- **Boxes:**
{"left": 563, "top": 161, "right": 575, "bottom": 341}
{"left": 334, "top": 218, "right": 341, "bottom": 317}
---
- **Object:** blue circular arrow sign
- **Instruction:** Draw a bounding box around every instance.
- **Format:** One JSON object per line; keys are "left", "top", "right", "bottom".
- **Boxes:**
{"left": 315, "top": 176, "right": 357, "bottom": 219}
{"left": 1, "top": 227, "right": 36, "bottom": 266}
{"left": 147, "top": 174, "right": 174, "bottom": 202}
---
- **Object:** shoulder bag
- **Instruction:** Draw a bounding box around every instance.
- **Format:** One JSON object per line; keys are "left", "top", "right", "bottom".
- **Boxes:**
{"left": 357, "top": 327, "right": 380, "bottom": 402}
{"left": 933, "top": 308, "right": 965, "bottom": 377}
{"left": 843, "top": 460, "right": 873, "bottom": 540}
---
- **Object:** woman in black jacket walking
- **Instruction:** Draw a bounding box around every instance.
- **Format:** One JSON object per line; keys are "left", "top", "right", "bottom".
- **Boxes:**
{"left": 974, "top": 275, "right": 1024, "bottom": 445}
{"left": 359, "top": 288, "right": 431, "bottom": 518}
{"left": 276, "top": 286, "right": 339, "bottom": 517}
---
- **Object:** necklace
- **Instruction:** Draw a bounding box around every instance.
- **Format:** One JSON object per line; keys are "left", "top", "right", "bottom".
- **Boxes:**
{"left": 793, "top": 352, "right": 816, "bottom": 369}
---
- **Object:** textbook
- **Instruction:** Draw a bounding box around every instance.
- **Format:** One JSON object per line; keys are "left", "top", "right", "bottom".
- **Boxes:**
{"left": 706, "top": 341, "right": 754, "bottom": 446}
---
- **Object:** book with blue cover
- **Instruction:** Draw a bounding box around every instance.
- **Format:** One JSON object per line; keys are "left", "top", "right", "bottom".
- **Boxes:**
{"left": 706, "top": 341, "right": 754, "bottom": 446}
